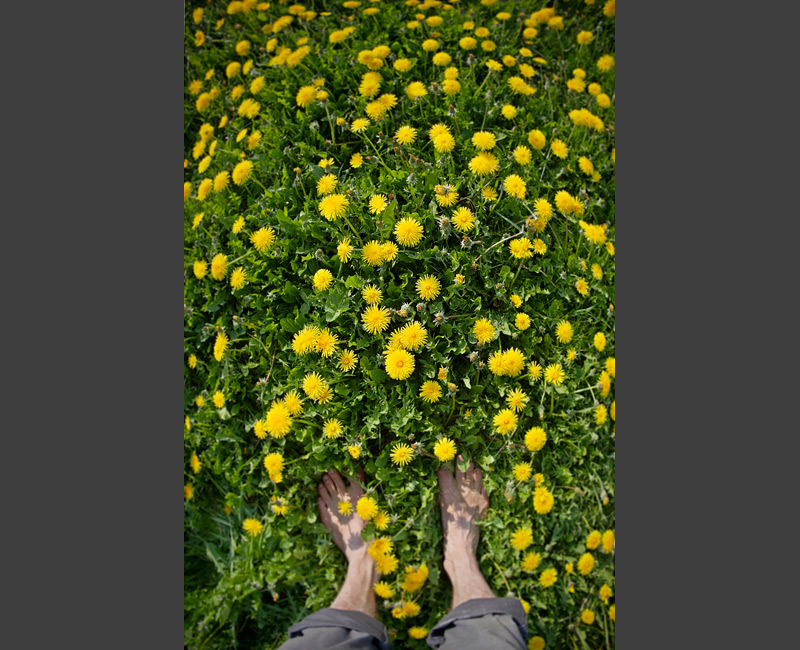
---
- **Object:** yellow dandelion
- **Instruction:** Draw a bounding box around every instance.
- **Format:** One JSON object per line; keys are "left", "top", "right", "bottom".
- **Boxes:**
{"left": 230, "top": 267, "right": 246, "bottom": 290}
{"left": 544, "top": 363, "right": 565, "bottom": 386}
{"left": 356, "top": 495, "right": 379, "bottom": 520}
{"left": 390, "top": 443, "right": 414, "bottom": 466}
{"left": 452, "top": 207, "right": 476, "bottom": 232}
{"left": 318, "top": 193, "right": 349, "bottom": 221}
{"left": 506, "top": 388, "right": 528, "bottom": 412}
{"left": 525, "top": 426, "right": 547, "bottom": 452}
{"left": 361, "top": 240, "right": 384, "bottom": 266}
{"left": 416, "top": 275, "right": 441, "bottom": 301}
{"left": 323, "top": 418, "right": 343, "bottom": 439}
{"left": 419, "top": 380, "right": 443, "bottom": 403}
{"left": 511, "top": 526, "right": 533, "bottom": 551}
{"left": 337, "top": 238, "right": 354, "bottom": 263}
{"left": 213, "top": 331, "right": 228, "bottom": 362}
{"left": 395, "top": 125, "right": 417, "bottom": 144}
{"left": 394, "top": 217, "right": 424, "bottom": 247}
{"left": 493, "top": 408, "right": 518, "bottom": 434}
{"left": 338, "top": 349, "right": 358, "bottom": 371}
{"left": 385, "top": 349, "right": 415, "bottom": 380}
{"left": 473, "top": 318, "right": 495, "bottom": 344}
{"left": 362, "top": 305, "right": 391, "bottom": 334}
{"left": 232, "top": 160, "right": 253, "bottom": 185}
{"left": 265, "top": 402, "right": 293, "bottom": 438}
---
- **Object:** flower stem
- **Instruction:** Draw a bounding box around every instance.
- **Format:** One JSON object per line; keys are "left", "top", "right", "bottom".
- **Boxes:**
{"left": 342, "top": 213, "right": 364, "bottom": 245}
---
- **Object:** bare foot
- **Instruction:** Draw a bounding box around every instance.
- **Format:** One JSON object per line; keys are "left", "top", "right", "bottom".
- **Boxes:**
{"left": 437, "top": 455, "right": 495, "bottom": 609}
{"left": 317, "top": 468, "right": 378, "bottom": 617}
{"left": 317, "top": 468, "right": 369, "bottom": 559}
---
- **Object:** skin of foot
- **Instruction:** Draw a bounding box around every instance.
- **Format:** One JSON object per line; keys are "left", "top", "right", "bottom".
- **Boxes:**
{"left": 317, "top": 468, "right": 378, "bottom": 618}
{"left": 437, "top": 455, "right": 496, "bottom": 610}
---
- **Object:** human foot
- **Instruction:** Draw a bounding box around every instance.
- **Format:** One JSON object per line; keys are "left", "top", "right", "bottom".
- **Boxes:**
{"left": 317, "top": 468, "right": 378, "bottom": 617}
{"left": 437, "top": 455, "right": 494, "bottom": 608}
{"left": 317, "top": 468, "right": 370, "bottom": 560}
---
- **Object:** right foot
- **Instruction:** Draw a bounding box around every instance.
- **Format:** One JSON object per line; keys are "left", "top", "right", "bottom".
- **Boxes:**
{"left": 437, "top": 455, "right": 490, "bottom": 571}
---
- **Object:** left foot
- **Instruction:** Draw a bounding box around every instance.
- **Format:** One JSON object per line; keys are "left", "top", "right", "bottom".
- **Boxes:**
{"left": 317, "top": 468, "right": 370, "bottom": 560}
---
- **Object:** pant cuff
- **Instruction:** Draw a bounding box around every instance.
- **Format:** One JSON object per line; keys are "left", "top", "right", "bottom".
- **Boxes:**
{"left": 427, "top": 597, "right": 528, "bottom": 647}
{"left": 287, "top": 608, "right": 389, "bottom": 647}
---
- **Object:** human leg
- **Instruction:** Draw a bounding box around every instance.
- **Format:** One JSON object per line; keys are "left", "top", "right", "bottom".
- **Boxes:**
{"left": 277, "top": 469, "right": 389, "bottom": 650}
{"left": 427, "top": 457, "right": 527, "bottom": 650}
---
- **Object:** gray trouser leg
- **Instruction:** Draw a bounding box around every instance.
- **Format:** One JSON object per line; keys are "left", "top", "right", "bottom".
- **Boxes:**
{"left": 426, "top": 597, "right": 528, "bottom": 650}
{"left": 277, "top": 608, "right": 390, "bottom": 650}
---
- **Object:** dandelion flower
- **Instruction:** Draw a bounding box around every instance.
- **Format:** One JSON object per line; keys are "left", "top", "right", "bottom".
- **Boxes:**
{"left": 271, "top": 497, "right": 288, "bottom": 516}
{"left": 317, "top": 174, "right": 337, "bottom": 195}
{"left": 504, "top": 175, "right": 527, "bottom": 199}
{"left": 230, "top": 267, "right": 246, "bottom": 290}
{"left": 323, "top": 418, "right": 343, "bottom": 439}
{"left": 232, "top": 160, "right": 253, "bottom": 185}
{"left": 433, "top": 437, "right": 457, "bottom": 462}
{"left": 400, "top": 322, "right": 427, "bottom": 351}
{"left": 361, "top": 240, "right": 384, "bottom": 266}
{"left": 190, "top": 452, "right": 202, "bottom": 474}
{"left": 360, "top": 285, "right": 382, "bottom": 306}
{"left": 385, "top": 349, "right": 415, "bottom": 380}
{"left": 594, "top": 332, "right": 607, "bottom": 351}
{"left": 533, "top": 486, "right": 554, "bottom": 514}
{"left": 351, "top": 118, "right": 370, "bottom": 132}
{"left": 432, "top": 132, "right": 455, "bottom": 153}
{"left": 264, "top": 452, "right": 285, "bottom": 479}
{"left": 250, "top": 226, "right": 276, "bottom": 252}
{"left": 296, "top": 85, "right": 317, "bottom": 107}
{"left": 318, "top": 193, "right": 349, "bottom": 221}
{"left": 513, "top": 463, "right": 533, "bottom": 482}
{"left": 527, "top": 129, "right": 546, "bottom": 150}
{"left": 452, "top": 207, "right": 475, "bottom": 232}
{"left": 597, "top": 54, "right": 615, "bottom": 72}
{"left": 595, "top": 404, "right": 608, "bottom": 425}
{"left": 602, "top": 530, "right": 615, "bottom": 553}
{"left": 551, "top": 139, "right": 568, "bottom": 158}
{"left": 468, "top": 152, "right": 500, "bottom": 175}
{"left": 395, "top": 125, "right": 417, "bottom": 144}
{"left": 390, "top": 443, "right": 414, "bottom": 466}
{"left": 539, "top": 568, "right": 558, "bottom": 587}
{"left": 522, "top": 551, "right": 542, "bottom": 571}
{"left": 586, "top": 530, "right": 602, "bottom": 550}
{"left": 493, "top": 408, "right": 518, "bottom": 434}
{"left": 243, "top": 519, "right": 263, "bottom": 536}
{"left": 416, "top": 275, "right": 440, "bottom": 301}
{"left": 405, "top": 81, "right": 428, "bottom": 100}
{"left": 350, "top": 152, "right": 363, "bottom": 168}
{"left": 472, "top": 131, "right": 496, "bottom": 150}
{"left": 515, "top": 313, "right": 531, "bottom": 330}
{"left": 511, "top": 526, "right": 533, "bottom": 551}
{"left": 337, "top": 238, "right": 354, "bottom": 263}
{"left": 509, "top": 238, "right": 533, "bottom": 259}
{"left": 409, "top": 627, "right": 428, "bottom": 640}
{"left": 577, "top": 552, "right": 595, "bottom": 575}
{"left": 394, "top": 217, "right": 424, "bottom": 247}
{"left": 513, "top": 146, "right": 532, "bottom": 165}
{"left": 525, "top": 426, "right": 547, "bottom": 452}
{"left": 264, "top": 402, "right": 293, "bottom": 438}
{"left": 473, "top": 318, "right": 495, "bottom": 344}
{"left": 556, "top": 321, "right": 573, "bottom": 343}
{"left": 362, "top": 305, "right": 391, "bottom": 334}
{"left": 302, "top": 371, "right": 328, "bottom": 400}
{"left": 213, "top": 331, "right": 228, "bottom": 361}
{"left": 374, "top": 582, "right": 394, "bottom": 599}
{"left": 528, "top": 361, "right": 543, "bottom": 380}
{"left": 506, "top": 388, "right": 528, "bottom": 412}
{"left": 419, "top": 381, "right": 443, "bottom": 403}
{"left": 315, "top": 329, "right": 339, "bottom": 357}
{"left": 576, "top": 278, "right": 590, "bottom": 296}
{"left": 544, "top": 363, "right": 565, "bottom": 386}
{"left": 357, "top": 495, "right": 379, "bottom": 520}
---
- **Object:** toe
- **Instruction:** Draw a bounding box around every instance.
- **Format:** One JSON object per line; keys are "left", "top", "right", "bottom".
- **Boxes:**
{"left": 329, "top": 469, "right": 347, "bottom": 496}
{"left": 455, "top": 455, "right": 466, "bottom": 481}
{"left": 318, "top": 497, "right": 333, "bottom": 529}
